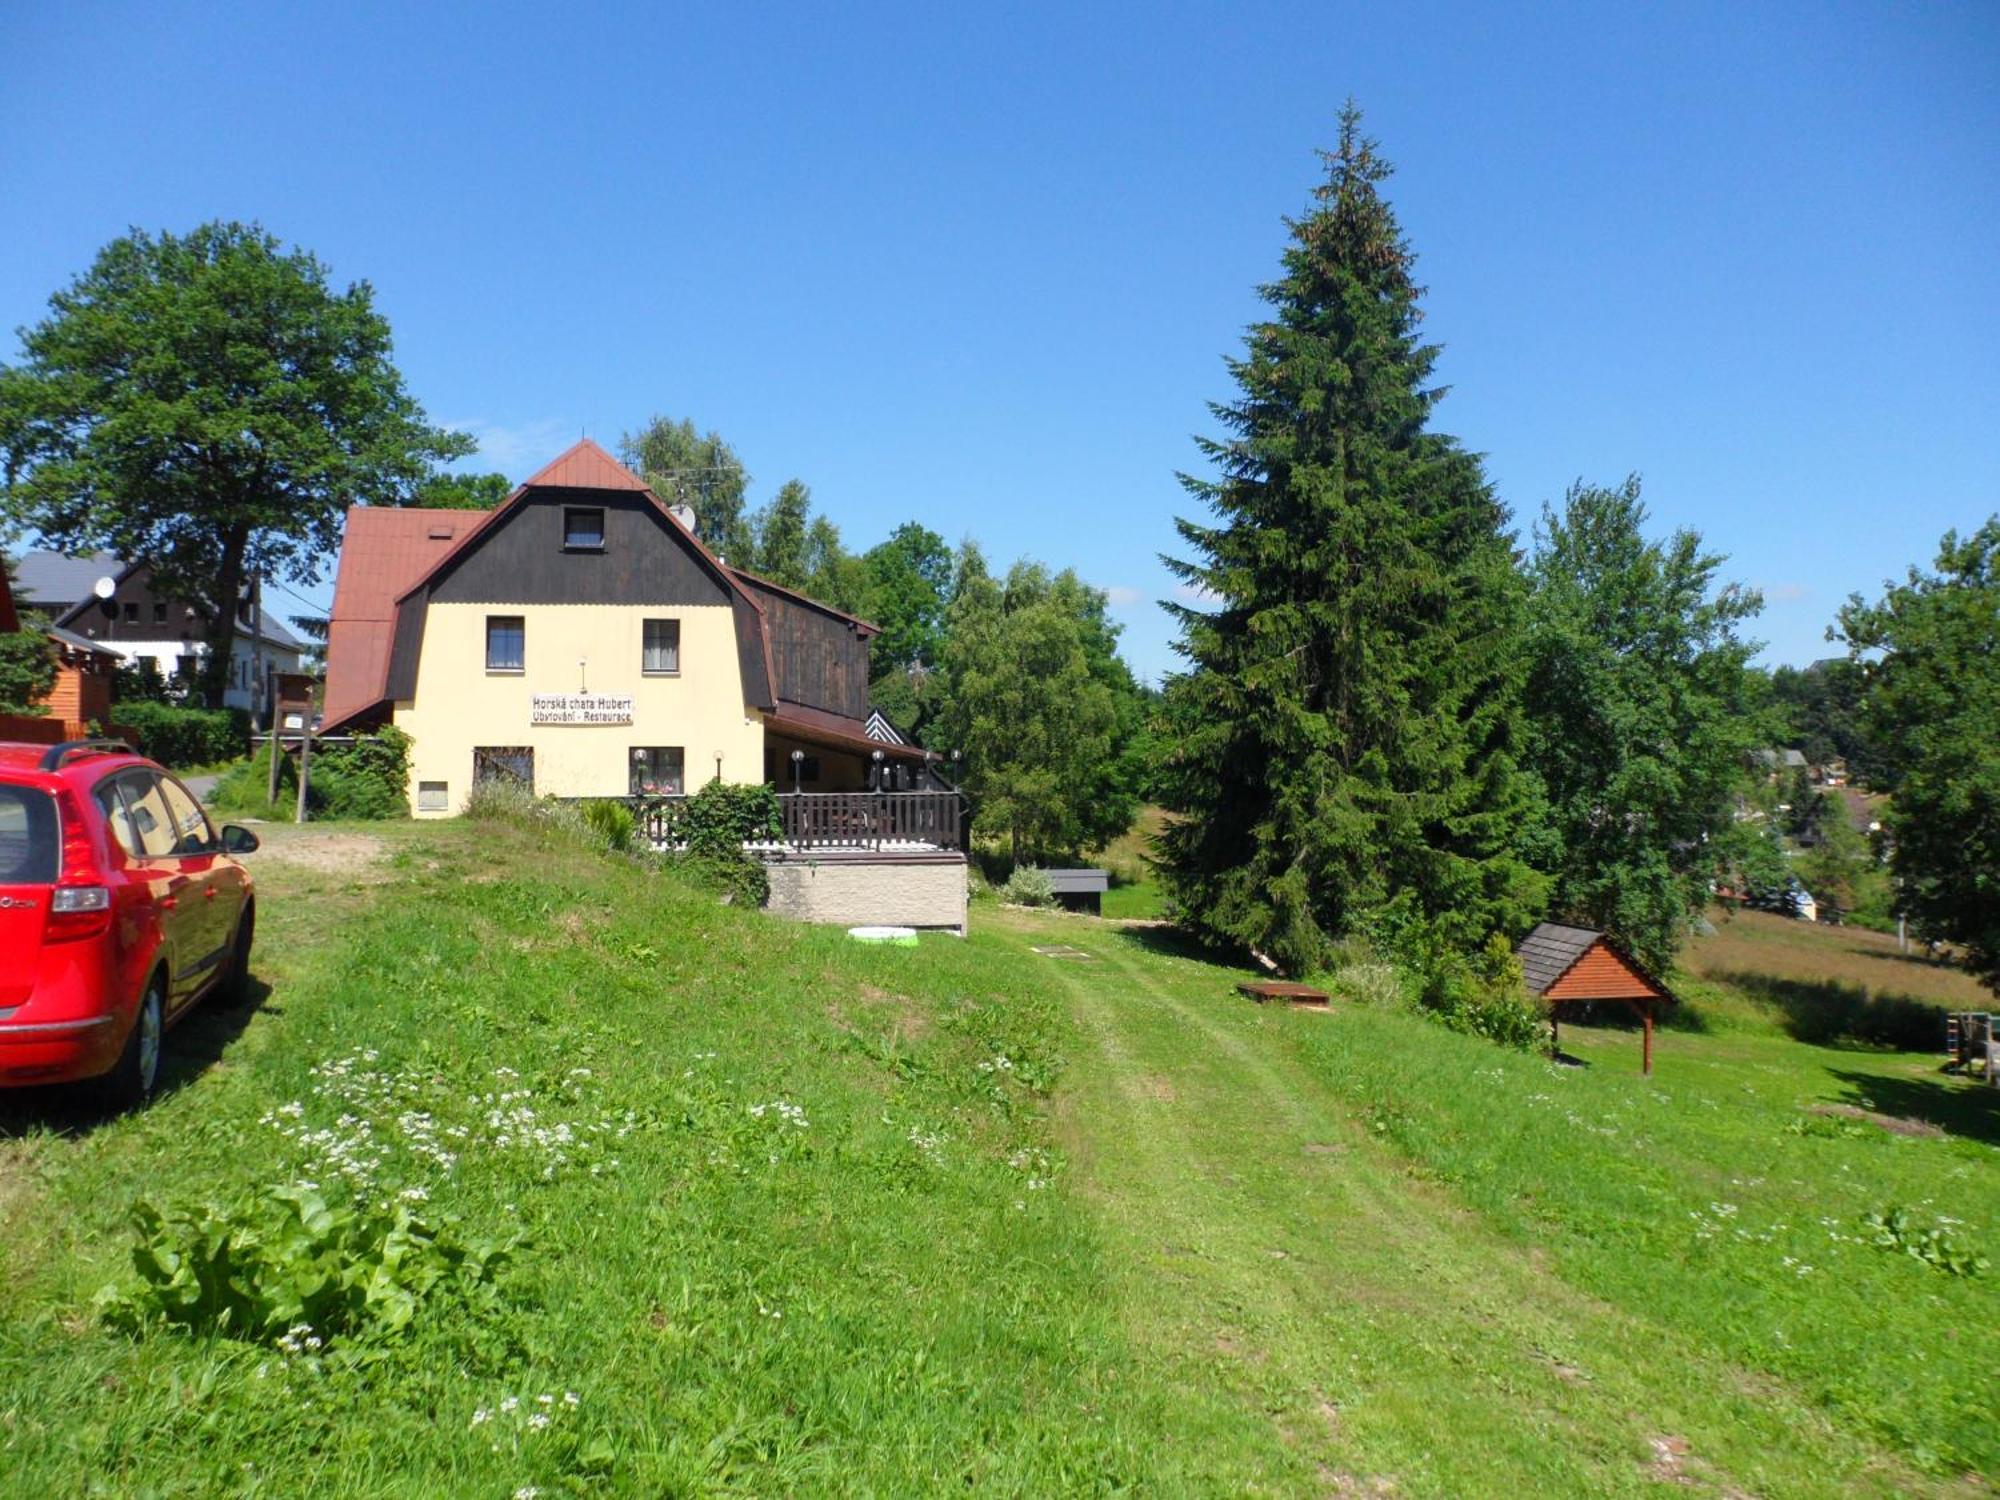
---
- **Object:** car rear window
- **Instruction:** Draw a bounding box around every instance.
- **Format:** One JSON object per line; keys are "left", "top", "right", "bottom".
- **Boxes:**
{"left": 0, "top": 785, "right": 59, "bottom": 884}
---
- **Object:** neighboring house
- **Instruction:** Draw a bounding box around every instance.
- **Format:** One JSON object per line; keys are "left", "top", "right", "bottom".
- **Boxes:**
{"left": 11, "top": 550, "right": 304, "bottom": 719}
{"left": 1, "top": 564, "right": 122, "bottom": 736}
{"left": 1754, "top": 747, "right": 1810, "bottom": 774}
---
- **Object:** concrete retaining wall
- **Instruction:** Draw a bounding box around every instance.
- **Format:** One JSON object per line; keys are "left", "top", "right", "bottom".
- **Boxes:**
{"left": 763, "top": 852, "right": 968, "bottom": 934}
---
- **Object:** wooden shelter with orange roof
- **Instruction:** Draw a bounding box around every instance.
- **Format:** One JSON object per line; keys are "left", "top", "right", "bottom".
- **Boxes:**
{"left": 1516, "top": 922, "right": 1675, "bottom": 1074}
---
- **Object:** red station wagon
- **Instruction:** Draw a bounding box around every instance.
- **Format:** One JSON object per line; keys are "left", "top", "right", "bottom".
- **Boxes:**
{"left": 0, "top": 739, "right": 258, "bottom": 1106}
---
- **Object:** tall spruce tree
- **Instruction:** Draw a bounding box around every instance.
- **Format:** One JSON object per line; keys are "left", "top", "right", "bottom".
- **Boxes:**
{"left": 1156, "top": 108, "right": 1543, "bottom": 974}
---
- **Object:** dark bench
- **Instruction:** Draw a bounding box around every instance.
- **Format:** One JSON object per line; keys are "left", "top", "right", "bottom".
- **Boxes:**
{"left": 1238, "top": 981, "right": 1331, "bottom": 1009}
{"left": 1044, "top": 867, "right": 1109, "bottom": 914}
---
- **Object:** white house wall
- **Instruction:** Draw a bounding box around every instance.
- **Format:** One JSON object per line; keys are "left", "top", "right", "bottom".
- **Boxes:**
{"left": 394, "top": 601, "right": 765, "bottom": 814}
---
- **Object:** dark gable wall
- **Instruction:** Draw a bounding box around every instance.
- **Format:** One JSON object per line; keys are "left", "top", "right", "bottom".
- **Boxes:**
{"left": 56, "top": 564, "right": 211, "bottom": 643}
{"left": 746, "top": 582, "right": 872, "bottom": 721}
{"left": 428, "top": 491, "right": 732, "bottom": 607}
{"left": 388, "top": 488, "right": 775, "bottom": 709}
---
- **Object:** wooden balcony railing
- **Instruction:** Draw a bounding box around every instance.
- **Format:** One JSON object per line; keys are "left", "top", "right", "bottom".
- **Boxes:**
{"left": 779, "top": 791, "right": 964, "bottom": 850}
{"left": 623, "top": 791, "right": 966, "bottom": 853}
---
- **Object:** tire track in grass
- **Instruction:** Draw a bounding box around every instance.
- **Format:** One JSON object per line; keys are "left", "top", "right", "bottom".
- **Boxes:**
{"left": 1004, "top": 911, "right": 1938, "bottom": 1499}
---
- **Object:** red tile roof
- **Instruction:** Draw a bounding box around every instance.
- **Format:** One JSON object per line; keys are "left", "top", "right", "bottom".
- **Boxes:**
{"left": 518, "top": 436, "right": 650, "bottom": 492}
{"left": 319, "top": 507, "right": 482, "bottom": 729}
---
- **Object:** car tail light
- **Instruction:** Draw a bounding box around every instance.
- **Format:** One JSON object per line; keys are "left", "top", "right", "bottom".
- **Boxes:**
{"left": 47, "top": 787, "right": 113, "bottom": 943}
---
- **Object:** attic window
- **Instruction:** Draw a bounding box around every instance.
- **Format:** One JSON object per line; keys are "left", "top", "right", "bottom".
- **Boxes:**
{"left": 563, "top": 507, "right": 605, "bottom": 551}
{"left": 426, "top": 523, "right": 456, "bottom": 541}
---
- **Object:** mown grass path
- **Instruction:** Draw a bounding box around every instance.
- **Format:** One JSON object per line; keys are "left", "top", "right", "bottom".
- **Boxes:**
{"left": 996, "top": 908, "right": 1956, "bottom": 1498}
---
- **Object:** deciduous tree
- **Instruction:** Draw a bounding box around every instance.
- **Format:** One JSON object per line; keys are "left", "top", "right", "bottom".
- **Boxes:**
{"left": 1838, "top": 518, "right": 2000, "bottom": 994}
{"left": 618, "top": 415, "right": 754, "bottom": 565}
{"left": 414, "top": 471, "right": 513, "bottom": 509}
{"left": 0, "top": 222, "right": 471, "bottom": 707}
{"left": 934, "top": 557, "right": 1135, "bottom": 861}
{"left": 751, "top": 479, "right": 813, "bottom": 588}
{"left": 803, "top": 515, "right": 870, "bottom": 616}
{"left": 1521, "top": 477, "right": 1766, "bottom": 975}
{"left": 863, "top": 523, "right": 955, "bottom": 673}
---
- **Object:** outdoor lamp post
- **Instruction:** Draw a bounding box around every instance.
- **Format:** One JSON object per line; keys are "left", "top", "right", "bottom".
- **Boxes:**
{"left": 870, "top": 747, "right": 885, "bottom": 792}
{"left": 790, "top": 747, "right": 804, "bottom": 794}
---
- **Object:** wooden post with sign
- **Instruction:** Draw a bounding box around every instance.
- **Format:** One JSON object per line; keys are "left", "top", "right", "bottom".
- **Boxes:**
{"left": 294, "top": 684, "right": 316, "bottom": 824}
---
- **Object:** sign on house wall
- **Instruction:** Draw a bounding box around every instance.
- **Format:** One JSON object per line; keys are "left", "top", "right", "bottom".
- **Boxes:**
{"left": 530, "top": 693, "right": 634, "bottom": 725}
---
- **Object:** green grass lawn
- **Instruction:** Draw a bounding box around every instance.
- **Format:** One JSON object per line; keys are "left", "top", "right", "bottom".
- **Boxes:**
{"left": 1092, "top": 804, "right": 1166, "bottom": 921}
{"left": 1, "top": 813, "right": 1993, "bottom": 1495}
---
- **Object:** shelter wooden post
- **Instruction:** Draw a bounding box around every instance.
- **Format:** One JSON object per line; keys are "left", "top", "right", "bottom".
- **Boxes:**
{"left": 1642, "top": 1004, "right": 1653, "bottom": 1076}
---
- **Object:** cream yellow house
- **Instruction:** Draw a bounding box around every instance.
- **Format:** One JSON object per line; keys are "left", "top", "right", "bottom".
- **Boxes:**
{"left": 320, "top": 439, "right": 935, "bottom": 815}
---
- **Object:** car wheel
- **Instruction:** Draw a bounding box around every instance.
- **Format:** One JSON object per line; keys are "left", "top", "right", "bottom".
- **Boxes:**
{"left": 216, "top": 902, "right": 256, "bottom": 1007}
{"left": 98, "top": 975, "right": 165, "bottom": 1110}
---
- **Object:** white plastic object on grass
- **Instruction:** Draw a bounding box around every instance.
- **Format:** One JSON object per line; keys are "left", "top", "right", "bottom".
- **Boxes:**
{"left": 848, "top": 925, "right": 919, "bottom": 946}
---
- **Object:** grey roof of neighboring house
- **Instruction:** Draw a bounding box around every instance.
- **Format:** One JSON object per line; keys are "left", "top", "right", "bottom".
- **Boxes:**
{"left": 1515, "top": 922, "right": 1603, "bottom": 997}
{"left": 246, "top": 613, "right": 307, "bottom": 651}
{"left": 10, "top": 549, "right": 306, "bottom": 652}
{"left": 11, "top": 549, "right": 120, "bottom": 608}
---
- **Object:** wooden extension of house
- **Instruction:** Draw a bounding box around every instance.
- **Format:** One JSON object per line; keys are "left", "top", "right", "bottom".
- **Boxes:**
{"left": 320, "top": 438, "right": 969, "bottom": 933}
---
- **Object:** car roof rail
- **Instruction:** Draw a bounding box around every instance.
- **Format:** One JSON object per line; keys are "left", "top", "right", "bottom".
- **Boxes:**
{"left": 39, "top": 738, "right": 136, "bottom": 772}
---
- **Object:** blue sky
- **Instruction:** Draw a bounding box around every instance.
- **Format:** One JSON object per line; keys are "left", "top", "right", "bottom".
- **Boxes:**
{"left": 3, "top": 1, "right": 1994, "bottom": 682}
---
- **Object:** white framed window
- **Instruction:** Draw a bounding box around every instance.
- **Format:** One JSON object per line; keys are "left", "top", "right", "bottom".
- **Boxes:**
{"left": 642, "top": 618, "right": 680, "bottom": 675}
{"left": 486, "top": 615, "right": 525, "bottom": 672}
{"left": 417, "top": 781, "right": 449, "bottom": 813}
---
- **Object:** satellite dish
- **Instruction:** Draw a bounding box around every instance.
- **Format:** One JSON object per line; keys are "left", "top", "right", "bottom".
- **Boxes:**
{"left": 92, "top": 575, "right": 116, "bottom": 600}
{"left": 668, "top": 502, "right": 698, "bottom": 535}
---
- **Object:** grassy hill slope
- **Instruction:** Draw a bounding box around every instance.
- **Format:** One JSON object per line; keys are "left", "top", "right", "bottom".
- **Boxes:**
{"left": 0, "top": 811, "right": 1234, "bottom": 1495}
{"left": 2, "top": 811, "right": 1994, "bottom": 1496}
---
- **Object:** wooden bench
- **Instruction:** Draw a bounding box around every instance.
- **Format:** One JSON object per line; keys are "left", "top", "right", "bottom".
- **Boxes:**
{"left": 1238, "top": 981, "right": 1331, "bottom": 1010}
